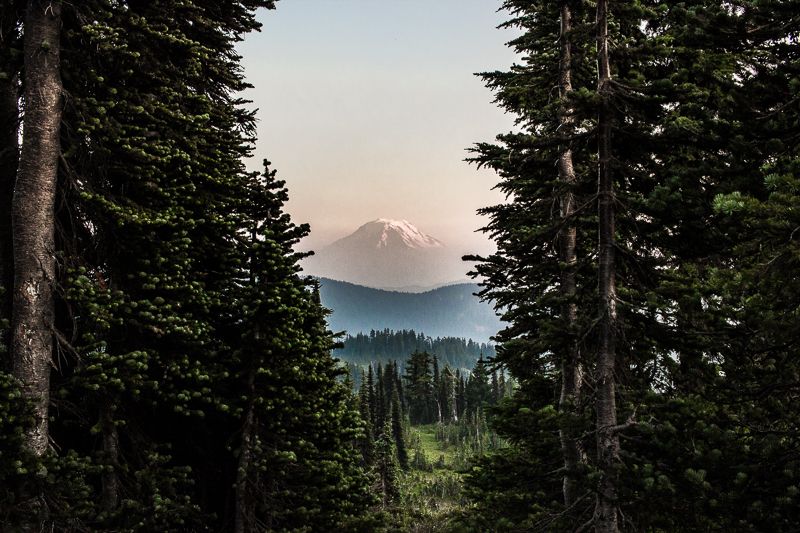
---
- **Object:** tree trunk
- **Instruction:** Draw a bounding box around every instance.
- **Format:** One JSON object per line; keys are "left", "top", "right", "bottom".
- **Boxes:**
{"left": 13, "top": 0, "right": 62, "bottom": 456}
{"left": 557, "top": 0, "right": 586, "bottom": 510}
{"left": 9, "top": 2, "right": 62, "bottom": 531}
{"left": 595, "top": 0, "right": 619, "bottom": 531}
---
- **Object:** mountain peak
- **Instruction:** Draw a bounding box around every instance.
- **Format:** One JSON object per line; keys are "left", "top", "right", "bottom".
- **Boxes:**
{"left": 369, "top": 219, "right": 443, "bottom": 249}
{"left": 300, "top": 219, "right": 465, "bottom": 291}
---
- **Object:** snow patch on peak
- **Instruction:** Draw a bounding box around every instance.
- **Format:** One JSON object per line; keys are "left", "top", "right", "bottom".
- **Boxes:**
{"left": 372, "top": 219, "right": 443, "bottom": 249}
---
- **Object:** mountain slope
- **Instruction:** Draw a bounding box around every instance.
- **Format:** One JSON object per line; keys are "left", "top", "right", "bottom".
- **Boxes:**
{"left": 301, "top": 219, "right": 468, "bottom": 290}
{"left": 315, "top": 277, "right": 501, "bottom": 343}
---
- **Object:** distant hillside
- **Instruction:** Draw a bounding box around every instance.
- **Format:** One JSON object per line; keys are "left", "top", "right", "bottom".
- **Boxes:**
{"left": 334, "top": 329, "right": 496, "bottom": 373}
{"left": 316, "top": 278, "right": 501, "bottom": 343}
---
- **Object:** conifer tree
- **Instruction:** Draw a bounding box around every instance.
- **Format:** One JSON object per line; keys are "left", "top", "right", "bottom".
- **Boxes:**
{"left": 465, "top": 355, "right": 492, "bottom": 420}
{"left": 367, "top": 363, "right": 376, "bottom": 434}
{"left": 375, "top": 363, "right": 387, "bottom": 431}
{"left": 383, "top": 360, "right": 396, "bottom": 413}
{"left": 432, "top": 354, "right": 442, "bottom": 422}
{"left": 0, "top": 1, "right": 385, "bottom": 531}
{"left": 227, "top": 162, "right": 380, "bottom": 532}
{"left": 373, "top": 421, "right": 400, "bottom": 509}
{"left": 12, "top": 0, "right": 62, "bottom": 465}
{"left": 498, "top": 370, "right": 507, "bottom": 400}
{"left": 358, "top": 371, "right": 376, "bottom": 470}
{"left": 456, "top": 369, "right": 465, "bottom": 421}
{"left": 394, "top": 359, "right": 405, "bottom": 410}
{"left": 403, "top": 349, "right": 434, "bottom": 425}
{"left": 460, "top": 0, "right": 793, "bottom": 530}
{"left": 6, "top": 3, "right": 64, "bottom": 530}
{"left": 439, "top": 363, "right": 454, "bottom": 423}
{"left": 390, "top": 391, "right": 409, "bottom": 471}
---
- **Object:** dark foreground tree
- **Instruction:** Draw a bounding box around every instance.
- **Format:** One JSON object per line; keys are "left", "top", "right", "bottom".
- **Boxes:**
{"left": 7, "top": 3, "right": 63, "bottom": 530}
{"left": 229, "top": 163, "right": 380, "bottom": 532}
{"left": 11, "top": 0, "right": 62, "bottom": 460}
{"left": 458, "top": 0, "right": 800, "bottom": 531}
{"left": 0, "top": 1, "right": 383, "bottom": 531}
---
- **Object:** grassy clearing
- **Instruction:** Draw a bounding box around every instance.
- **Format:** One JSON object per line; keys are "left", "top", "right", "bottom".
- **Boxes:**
{"left": 388, "top": 420, "right": 506, "bottom": 532}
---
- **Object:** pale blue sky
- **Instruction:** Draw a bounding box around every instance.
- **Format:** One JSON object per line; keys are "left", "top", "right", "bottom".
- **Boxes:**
{"left": 237, "top": 0, "right": 521, "bottom": 255}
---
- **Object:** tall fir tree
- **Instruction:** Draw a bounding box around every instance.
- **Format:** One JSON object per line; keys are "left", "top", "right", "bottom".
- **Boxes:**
{"left": 375, "top": 363, "right": 387, "bottom": 432}
{"left": 403, "top": 350, "right": 434, "bottom": 425}
{"left": 390, "top": 390, "right": 409, "bottom": 471}
{"left": 0, "top": 1, "right": 385, "bottom": 531}
{"left": 367, "top": 363, "right": 376, "bottom": 435}
{"left": 358, "top": 368, "right": 376, "bottom": 470}
{"left": 459, "top": 0, "right": 798, "bottom": 531}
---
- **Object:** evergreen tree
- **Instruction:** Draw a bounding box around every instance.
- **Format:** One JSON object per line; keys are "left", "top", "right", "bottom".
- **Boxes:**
{"left": 403, "top": 350, "right": 434, "bottom": 425}
{"left": 375, "top": 363, "right": 387, "bottom": 432}
{"left": 367, "top": 363, "right": 376, "bottom": 435}
{"left": 456, "top": 369, "right": 465, "bottom": 421}
{"left": 373, "top": 421, "right": 400, "bottom": 509}
{"left": 12, "top": 0, "right": 62, "bottom": 464}
{"left": 464, "top": 354, "right": 492, "bottom": 420}
{"left": 390, "top": 391, "right": 409, "bottom": 471}
{"left": 383, "top": 360, "right": 396, "bottom": 414}
{"left": 439, "top": 363, "right": 454, "bottom": 423}
{"left": 432, "top": 354, "right": 441, "bottom": 422}
{"left": 227, "top": 163, "right": 381, "bottom": 532}
{"left": 394, "top": 359, "right": 405, "bottom": 411}
{"left": 358, "top": 369, "right": 376, "bottom": 470}
{"left": 459, "top": 0, "right": 796, "bottom": 530}
{"left": 490, "top": 371, "right": 500, "bottom": 406}
{"left": 0, "top": 2, "right": 385, "bottom": 531}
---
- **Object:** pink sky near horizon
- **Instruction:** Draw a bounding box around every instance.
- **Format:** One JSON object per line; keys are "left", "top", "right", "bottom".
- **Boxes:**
{"left": 236, "top": 0, "right": 522, "bottom": 257}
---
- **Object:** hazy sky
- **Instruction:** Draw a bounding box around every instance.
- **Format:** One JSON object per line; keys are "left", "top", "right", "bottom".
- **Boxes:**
{"left": 237, "top": 0, "right": 521, "bottom": 256}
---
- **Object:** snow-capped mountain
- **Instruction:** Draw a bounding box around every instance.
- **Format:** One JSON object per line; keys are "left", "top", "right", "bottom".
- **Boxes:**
{"left": 338, "top": 219, "right": 443, "bottom": 250}
{"left": 300, "top": 219, "right": 469, "bottom": 291}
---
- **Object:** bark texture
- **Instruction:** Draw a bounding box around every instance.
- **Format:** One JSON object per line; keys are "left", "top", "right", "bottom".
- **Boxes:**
{"left": 557, "top": 1, "right": 586, "bottom": 510}
{"left": 12, "top": 0, "right": 62, "bottom": 456}
{"left": 594, "top": 0, "right": 620, "bottom": 531}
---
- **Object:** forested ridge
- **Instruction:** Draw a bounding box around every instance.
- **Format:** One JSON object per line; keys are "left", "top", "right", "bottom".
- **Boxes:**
{"left": 2, "top": 0, "right": 800, "bottom": 532}
{"left": 334, "top": 329, "right": 496, "bottom": 375}
{"left": 316, "top": 278, "right": 501, "bottom": 343}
